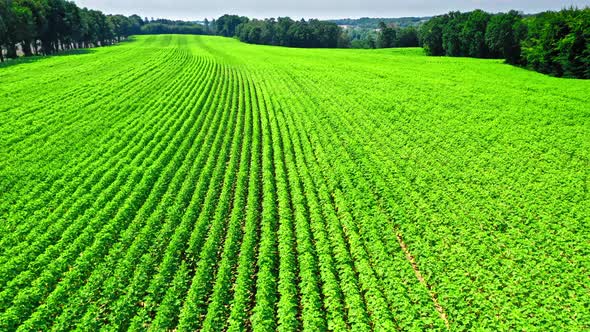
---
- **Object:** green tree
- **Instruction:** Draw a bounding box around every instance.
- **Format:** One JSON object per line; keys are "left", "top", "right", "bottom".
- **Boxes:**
{"left": 442, "top": 11, "right": 467, "bottom": 56}
{"left": 6, "top": 0, "right": 34, "bottom": 58}
{"left": 109, "top": 14, "right": 134, "bottom": 41}
{"left": 462, "top": 10, "right": 491, "bottom": 57}
{"left": 486, "top": 10, "right": 526, "bottom": 64}
{"left": 203, "top": 18, "right": 209, "bottom": 33}
{"left": 288, "top": 20, "right": 312, "bottom": 47}
{"left": 309, "top": 19, "right": 340, "bottom": 48}
{"left": 275, "top": 17, "right": 294, "bottom": 46}
{"left": 397, "top": 26, "right": 419, "bottom": 47}
{"left": 0, "top": 0, "right": 8, "bottom": 61}
{"left": 420, "top": 15, "right": 448, "bottom": 55}
{"left": 521, "top": 8, "right": 589, "bottom": 78}
{"left": 128, "top": 14, "right": 143, "bottom": 35}
{"left": 377, "top": 21, "right": 396, "bottom": 48}
{"left": 216, "top": 14, "right": 248, "bottom": 37}
{"left": 368, "top": 34, "right": 376, "bottom": 49}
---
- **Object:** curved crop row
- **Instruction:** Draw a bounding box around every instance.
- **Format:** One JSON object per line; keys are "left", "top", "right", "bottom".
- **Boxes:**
{"left": 2, "top": 34, "right": 587, "bottom": 331}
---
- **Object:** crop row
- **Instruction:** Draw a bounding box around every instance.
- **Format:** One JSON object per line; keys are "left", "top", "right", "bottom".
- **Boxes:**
{"left": 2, "top": 34, "right": 588, "bottom": 330}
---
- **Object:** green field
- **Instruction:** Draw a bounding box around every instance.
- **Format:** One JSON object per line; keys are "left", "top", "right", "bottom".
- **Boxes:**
{"left": 0, "top": 34, "right": 589, "bottom": 331}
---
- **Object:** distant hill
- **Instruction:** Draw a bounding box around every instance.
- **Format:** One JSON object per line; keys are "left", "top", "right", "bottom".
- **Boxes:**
{"left": 328, "top": 17, "right": 431, "bottom": 28}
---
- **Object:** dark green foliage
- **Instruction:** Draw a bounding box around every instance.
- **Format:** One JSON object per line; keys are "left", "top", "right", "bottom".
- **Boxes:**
{"left": 234, "top": 18, "right": 421, "bottom": 50}
{"left": 486, "top": 10, "right": 526, "bottom": 64}
{"left": 419, "top": 15, "right": 448, "bottom": 55}
{"left": 0, "top": 0, "right": 212, "bottom": 61}
{"left": 346, "top": 28, "right": 377, "bottom": 49}
{"left": 0, "top": 0, "right": 147, "bottom": 60}
{"left": 420, "top": 10, "right": 499, "bottom": 57}
{"left": 216, "top": 14, "right": 249, "bottom": 37}
{"left": 420, "top": 7, "right": 590, "bottom": 78}
{"left": 346, "top": 23, "right": 419, "bottom": 49}
{"left": 462, "top": 10, "right": 491, "bottom": 58}
{"left": 140, "top": 20, "right": 205, "bottom": 35}
{"left": 397, "top": 26, "right": 419, "bottom": 47}
{"left": 521, "top": 8, "right": 590, "bottom": 78}
{"left": 377, "top": 22, "right": 396, "bottom": 48}
{"left": 109, "top": 14, "right": 136, "bottom": 41}
{"left": 329, "top": 16, "right": 428, "bottom": 29}
{"left": 441, "top": 11, "right": 466, "bottom": 56}
{"left": 0, "top": 1, "right": 7, "bottom": 61}
{"left": 236, "top": 18, "right": 278, "bottom": 45}
{"left": 235, "top": 17, "right": 342, "bottom": 48}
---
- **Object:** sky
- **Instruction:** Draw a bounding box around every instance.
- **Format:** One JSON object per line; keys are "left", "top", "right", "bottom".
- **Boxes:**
{"left": 73, "top": 0, "right": 590, "bottom": 21}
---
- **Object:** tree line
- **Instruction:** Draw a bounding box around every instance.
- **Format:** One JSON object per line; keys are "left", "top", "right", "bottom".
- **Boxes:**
{"left": 210, "top": 15, "right": 343, "bottom": 48}
{"left": 330, "top": 17, "right": 427, "bottom": 29}
{"left": 140, "top": 19, "right": 206, "bottom": 35}
{"left": 0, "top": 1, "right": 420, "bottom": 62}
{"left": 375, "top": 23, "right": 419, "bottom": 48}
{"left": 0, "top": 0, "right": 146, "bottom": 61}
{"left": 235, "top": 17, "right": 345, "bottom": 48}
{"left": 419, "top": 8, "right": 590, "bottom": 78}
{"left": 214, "top": 8, "right": 589, "bottom": 78}
{"left": 211, "top": 14, "right": 420, "bottom": 49}
{"left": 2, "top": 2, "right": 588, "bottom": 78}
{"left": 0, "top": 0, "right": 212, "bottom": 62}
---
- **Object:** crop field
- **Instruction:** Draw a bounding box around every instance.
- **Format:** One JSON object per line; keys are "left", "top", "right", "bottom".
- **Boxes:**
{"left": 0, "top": 34, "right": 589, "bottom": 331}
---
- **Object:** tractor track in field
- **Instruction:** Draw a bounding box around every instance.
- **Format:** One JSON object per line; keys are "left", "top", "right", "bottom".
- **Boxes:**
{"left": 396, "top": 232, "right": 450, "bottom": 330}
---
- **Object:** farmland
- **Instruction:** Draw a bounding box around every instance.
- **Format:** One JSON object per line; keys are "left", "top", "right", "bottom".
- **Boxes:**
{"left": 0, "top": 34, "right": 589, "bottom": 330}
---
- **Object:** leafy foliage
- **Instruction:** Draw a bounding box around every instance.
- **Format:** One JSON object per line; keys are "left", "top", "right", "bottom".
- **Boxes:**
{"left": 0, "top": 0, "right": 144, "bottom": 59}
{"left": 521, "top": 8, "right": 590, "bottom": 78}
{"left": 140, "top": 21, "right": 205, "bottom": 35}
{"left": 236, "top": 17, "right": 343, "bottom": 48}
{"left": 329, "top": 16, "right": 429, "bottom": 29}
{"left": 419, "top": 7, "right": 590, "bottom": 78}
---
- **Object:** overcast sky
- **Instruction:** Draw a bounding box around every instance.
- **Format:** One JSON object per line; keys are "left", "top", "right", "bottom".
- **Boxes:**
{"left": 73, "top": 0, "right": 590, "bottom": 21}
